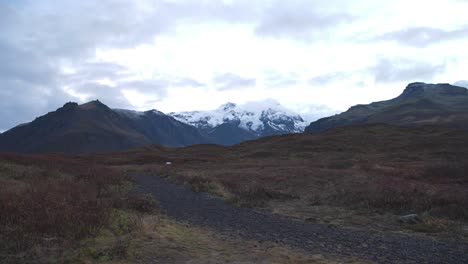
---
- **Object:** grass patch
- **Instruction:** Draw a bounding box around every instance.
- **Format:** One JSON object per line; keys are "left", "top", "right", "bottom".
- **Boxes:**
{"left": 0, "top": 155, "right": 130, "bottom": 263}
{"left": 131, "top": 215, "right": 365, "bottom": 264}
{"left": 80, "top": 229, "right": 131, "bottom": 262}
{"left": 0, "top": 177, "right": 109, "bottom": 253}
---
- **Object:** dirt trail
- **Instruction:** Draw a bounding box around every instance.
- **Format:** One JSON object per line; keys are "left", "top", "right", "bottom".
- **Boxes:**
{"left": 135, "top": 174, "right": 468, "bottom": 264}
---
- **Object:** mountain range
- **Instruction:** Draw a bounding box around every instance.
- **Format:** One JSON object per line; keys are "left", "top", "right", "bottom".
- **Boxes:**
{"left": 1, "top": 82, "right": 468, "bottom": 154}
{"left": 305, "top": 82, "right": 468, "bottom": 133}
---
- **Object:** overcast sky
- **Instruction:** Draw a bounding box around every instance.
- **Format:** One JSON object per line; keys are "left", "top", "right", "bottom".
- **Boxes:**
{"left": 1, "top": 0, "right": 468, "bottom": 131}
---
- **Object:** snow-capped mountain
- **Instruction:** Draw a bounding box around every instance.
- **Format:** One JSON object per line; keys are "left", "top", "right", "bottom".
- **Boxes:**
{"left": 170, "top": 100, "right": 309, "bottom": 145}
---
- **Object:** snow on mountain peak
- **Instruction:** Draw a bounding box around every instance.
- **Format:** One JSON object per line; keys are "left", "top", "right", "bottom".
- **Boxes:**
{"left": 170, "top": 99, "right": 308, "bottom": 134}
{"left": 220, "top": 102, "right": 237, "bottom": 111}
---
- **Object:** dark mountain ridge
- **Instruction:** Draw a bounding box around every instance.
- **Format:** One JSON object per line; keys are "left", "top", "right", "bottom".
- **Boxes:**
{"left": 0, "top": 100, "right": 208, "bottom": 154}
{"left": 305, "top": 82, "right": 468, "bottom": 133}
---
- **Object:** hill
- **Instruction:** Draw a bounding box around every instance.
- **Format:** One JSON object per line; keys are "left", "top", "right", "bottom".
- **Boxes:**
{"left": 305, "top": 82, "right": 468, "bottom": 133}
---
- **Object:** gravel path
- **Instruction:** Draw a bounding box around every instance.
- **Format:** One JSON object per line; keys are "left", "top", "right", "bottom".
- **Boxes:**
{"left": 135, "top": 174, "right": 468, "bottom": 264}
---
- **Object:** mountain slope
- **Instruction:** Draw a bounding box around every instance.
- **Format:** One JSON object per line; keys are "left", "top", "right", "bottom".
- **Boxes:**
{"left": 113, "top": 108, "right": 208, "bottom": 147}
{"left": 0, "top": 101, "right": 208, "bottom": 154}
{"left": 305, "top": 82, "right": 468, "bottom": 133}
{"left": 170, "top": 100, "right": 308, "bottom": 145}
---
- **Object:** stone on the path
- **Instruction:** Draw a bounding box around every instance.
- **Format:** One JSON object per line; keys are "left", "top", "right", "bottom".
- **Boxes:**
{"left": 398, "top": 214, "right": 422, "bottom": 224}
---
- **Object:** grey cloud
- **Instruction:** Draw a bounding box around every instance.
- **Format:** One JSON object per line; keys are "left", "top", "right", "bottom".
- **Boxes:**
{"left": 58, "top": 63, "right": 167, "bottom": 108}
{"left": 60, "top": 65, "right": 195, "bottom": 112}
{"left": 67, "top": 78, "right": 170, "bottom": 107}
{"left": 213, "top": 73, "right": 256, "bottom": 91}
{"left": 71, "top": 83, "right": 131, "bottom": 108}
{"left": 61, "top": 62, "right": 131, "bottom": 85}
{"left": 263, "top": 71, "right": 298, "bottom": 88}
{"left": 2, "top": 0, "right": 357, "bottom": 63}
{"left": 255, "top": 0, "right": 353, "bottom": 40}
{"left": 267, "top": 78, "right": 297, "bottom": 88}
{"left": 75, "top": 63, "right": 130, "bottom": 79}
{"left": 378, "top": 26, "right": 468, "bottom": 47}
{"left": 372, "top": 58, "right": 446, "bottom": 83}
{"left": 0, "top": 42, "right": 55, "bottom": 84}
{"left": 156, "top": 0, "right": 258, "bottom": 25}
{"left": 4, "top": 0, "right": 262, "bottom": 60}
{"left": 10, "top": 1, "right": 170, "bottom": 59}
{"left": 0, "top": 78, "right": 74, "bottom": 131}
{"left": 0, "top": 38, "right": 73, "bottom": 131}
{"left": 0, "top": 3, "right": 18, "bottom": 32}
{"left": 172, "top": 78, "right": 205, "bottom": 88}
{"left": 309, "top": 72, "right": 350, "bottom": 85}
{"left": 119, "top": 80, "right": 169, "bottom": 96}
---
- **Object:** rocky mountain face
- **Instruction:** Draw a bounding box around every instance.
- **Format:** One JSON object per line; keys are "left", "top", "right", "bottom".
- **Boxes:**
{"left": 0, "top": 101, "right": 208, "bottom": 154}
{"left": 170, "top": 100, "right": 308, "bottom": 145}
{"left": 305, "top": 82, "right": 468, "bottom": 133}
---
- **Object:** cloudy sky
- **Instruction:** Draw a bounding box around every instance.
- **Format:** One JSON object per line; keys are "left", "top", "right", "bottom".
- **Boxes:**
{"left": 1, "top": 0, "right": 468, "bottom": 131}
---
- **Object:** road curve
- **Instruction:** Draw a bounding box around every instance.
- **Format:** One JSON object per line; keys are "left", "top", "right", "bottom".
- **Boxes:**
{"left": 135, "top": 174, "right": 468, "bottom": 264}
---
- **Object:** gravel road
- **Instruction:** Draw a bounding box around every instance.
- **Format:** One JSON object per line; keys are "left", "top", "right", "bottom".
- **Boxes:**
{"left": 135, "top": 174, "right": 468, "bottom": 264}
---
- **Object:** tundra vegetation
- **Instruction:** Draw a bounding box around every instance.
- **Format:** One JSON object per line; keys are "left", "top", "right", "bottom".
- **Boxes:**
{"left": 0, "top": 154, "right": 357, "bottom": 263}
{"left": 116, "top": 125, "right": 468, "bottom": 239}
{"left": 1, "top": 124, "right": 467, "bottom": 263}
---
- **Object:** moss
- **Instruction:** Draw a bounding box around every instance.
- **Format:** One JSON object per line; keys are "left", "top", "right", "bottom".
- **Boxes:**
{"left": 125, "top": 193, "right": 160, "bottom": 213}
{"left": 80, "top": 229, "right": 131, "bottom": 262}
{"left": 110, "top": 210, "right": 139, "bottom": 236}
{"left": 100, "top": 181, "right": 134, "bottom": 198}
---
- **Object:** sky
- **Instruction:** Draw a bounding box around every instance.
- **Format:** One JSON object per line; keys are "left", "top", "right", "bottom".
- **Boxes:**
{"left": 1, "top": 0, "right": 468, "bottom": 131}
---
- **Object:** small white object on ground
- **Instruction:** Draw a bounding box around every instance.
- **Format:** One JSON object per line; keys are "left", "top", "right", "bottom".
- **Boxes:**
{"left": 398, "top": 214, "right": 422, "bottom": 224}
{"left": 166, "top": 162, "right": 172, "bottom": 165}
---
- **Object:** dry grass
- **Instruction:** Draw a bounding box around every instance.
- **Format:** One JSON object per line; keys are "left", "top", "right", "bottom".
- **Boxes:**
{"left": 0, "top": 178, "right": 107, "bottom": 250}
{"left": 76, "top": 211, "right": 371, "bottom": 264}
{"left": 109, "top": 124, "right": 468, "bottom": 237}
{"left": 130, "top": 215, "right": 369, "bottom": 264}
{"left": 2, "top": 124, "right": 468, "bottom": 262}
{"left": 0, "top": 155, "right": 133, "bottom": 263}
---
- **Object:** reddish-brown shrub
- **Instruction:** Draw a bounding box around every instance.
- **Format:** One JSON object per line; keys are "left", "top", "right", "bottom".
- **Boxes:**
{"left": 220, "top": 180, "right": 298, "bottom": 207}
{"left": 423, "top": 160, "right": 468, "bottom": 183}
{"left": 336, "top": 176, "right": 468, "bottom": 220}
{"left": 0, "top": 177, "right": 109, "bottom": 252}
